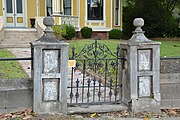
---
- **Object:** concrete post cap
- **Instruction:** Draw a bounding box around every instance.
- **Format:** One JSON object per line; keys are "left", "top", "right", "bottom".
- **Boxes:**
{"left": 133, "top": 18, "right": 144, "bottom": 28}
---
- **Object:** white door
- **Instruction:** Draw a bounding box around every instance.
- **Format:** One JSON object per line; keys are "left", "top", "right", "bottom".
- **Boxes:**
{"left": 4, "top": 0, "right": 25, "bottom": 27}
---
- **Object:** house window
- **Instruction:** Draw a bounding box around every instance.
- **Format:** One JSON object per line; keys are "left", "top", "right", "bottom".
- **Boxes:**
{"left": 114, "top": 0, "right": 120, "bottom": 25}
{"left": 46, "top": 0, "right": 52, "bottom": 16}
{"left": 87, "top": 0, "right": 103, "bottom": 20}
{"left": 63, "top": 0, "right": 71, "bottom": 15}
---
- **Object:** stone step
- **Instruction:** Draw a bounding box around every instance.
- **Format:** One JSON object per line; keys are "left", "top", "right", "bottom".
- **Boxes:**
{"left": 2, "top": 38, "right": 38, "bottom": 42}
{"left": 1, "top": 29, "right": 39, "bottom": 48}
{"left": 0, "top": 44, "right": 31, "bottom": 48}
{"left": 4, "top": 33, "right": 38, "bottom": 38}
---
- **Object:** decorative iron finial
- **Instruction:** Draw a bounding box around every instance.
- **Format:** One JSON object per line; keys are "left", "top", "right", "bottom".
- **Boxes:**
{"left": 129, "top": 18, "right": 150, "bottom": 42}
{"left": 43, "top": 17, "right": 56, "bottom": 38}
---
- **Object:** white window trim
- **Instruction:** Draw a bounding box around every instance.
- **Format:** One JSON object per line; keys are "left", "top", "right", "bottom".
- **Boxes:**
{"left": 114, "top": 0, "right": 120, "bottom": 26}
{"left": 24, "top": 0, "right": 27, "bottom": 27}
{"left": 71, "top": 0, "right": 73, "bottom": 15}
{"left": 110, "top": 0, "right": 112, "bottom": 29}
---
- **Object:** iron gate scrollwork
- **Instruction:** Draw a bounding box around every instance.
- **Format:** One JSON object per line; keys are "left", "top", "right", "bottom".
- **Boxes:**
{"left": 68, "top": 39, "right": 124, "bottom": 106}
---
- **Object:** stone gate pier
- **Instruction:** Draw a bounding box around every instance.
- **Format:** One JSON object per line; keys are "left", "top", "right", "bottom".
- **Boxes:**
{"left": 31, "top": 17, "right": 69, "bottom": 114}
{"left": 119, "top": 18, "right": 161, "bottom": 112}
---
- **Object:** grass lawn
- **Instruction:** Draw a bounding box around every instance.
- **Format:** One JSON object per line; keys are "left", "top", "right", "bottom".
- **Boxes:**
{"left": 0, "top": 49, "right": 28, "bottom": 79}
{"left": 67, "top": 39, "right": 180, "bottom": 57}
{"left": 155, "top": 40, "right": 180, "bottom": 57}
{"left": 67, "top": 39, "right": 120, "bottom": 58}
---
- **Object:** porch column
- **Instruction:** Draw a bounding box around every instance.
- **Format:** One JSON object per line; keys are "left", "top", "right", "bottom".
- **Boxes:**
{"left": 36, "top": 0, "right": 40, "bottom": 16}
{"left": 52, "top": 0, "right": 60, "bottom": 15}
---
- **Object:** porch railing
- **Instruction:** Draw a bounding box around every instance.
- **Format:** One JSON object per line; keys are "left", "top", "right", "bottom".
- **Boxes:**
{"left": 53, "top": 15, "right": 79, "bottom": 30}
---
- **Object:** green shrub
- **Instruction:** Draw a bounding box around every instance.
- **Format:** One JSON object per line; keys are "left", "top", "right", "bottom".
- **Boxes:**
{"left": 81, "top": 26, "right": 93, "bottom": 38}
{"left": 109, "top": 29, "right": 122, "bottom": 39}
{"left": 52, "top": 25, "right": 62, "bottom": 39}
{"left": 61, "top": 24, "right": 76, "bottom": 40}
{"left": 52, "top": 25, "right": 61, "bottom": 34}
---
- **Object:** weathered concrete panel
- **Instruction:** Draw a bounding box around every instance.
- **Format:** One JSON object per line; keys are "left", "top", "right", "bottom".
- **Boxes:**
{"left": 132, "top": 98, "right": 160, "bottom": 113}
{"left": 6, "top": 89, "right": 33, "bottom": 108}
{"left": 161, "top": 99, "right": 180, "bottom": 109}
{"left": 43, "top": 79, "right": 59, "bottom": 101}
{"left": 160, "top": 73, "right": 180, "bottom": 109}
{"left": 160, "top": 73, "right": 180, "bottom": 84}
{"left": 0, "top": 79, "right": 33, "bottom": 114}
{"left": 43, "top": 50, "right": 60, "bottom": 73}
{"left": 139, "top": 76, "right": 151, "bottom": 97}
{"left": 161, "top": 84, "right": 180, "bottom": 99}
{"left": 138, "top": 50, "right": 152, "bottom": 71}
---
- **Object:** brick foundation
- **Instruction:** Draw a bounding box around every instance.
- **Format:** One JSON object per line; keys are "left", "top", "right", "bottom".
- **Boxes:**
{"left": 77, "top": 31, "right": 108, "bottom": 39}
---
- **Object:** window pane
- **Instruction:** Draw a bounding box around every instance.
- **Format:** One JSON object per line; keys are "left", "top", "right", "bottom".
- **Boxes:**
{"left": 88, "top": 0, "right": 103, "bottom": 20}
{"left": 116, "top": 0, "right": 119, "bottom": 8}
{"left": 64, "top": 0, "right": 71, "bottom": 15}
{"left": 6, "top": 0, "right": 13, "bottom": 13}
{"left": 115, "top": 0, "right": 119, "bottom": 25}
{"left": 16, "top": 0, "right": 22, "bottom": 13}
{"left": 115, "top": 9, "right": 119, "bottom": 25}
{"left": 46, "top": 0, "right": 52, "bottom": 16}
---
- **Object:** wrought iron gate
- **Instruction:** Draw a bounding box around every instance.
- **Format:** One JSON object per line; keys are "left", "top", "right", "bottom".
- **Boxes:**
{"left": 68, "top": 40, "right": 124, "bottom": 106}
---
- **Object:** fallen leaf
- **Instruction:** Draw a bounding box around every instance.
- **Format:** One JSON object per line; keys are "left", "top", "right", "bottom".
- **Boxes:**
{"left": 23, "top": 115, "right": 34, "bottom": 120}
{"left": 90, "top": 113, "right": 99, "bottom": 118}
{"left": 169, "top": 109, "right": 177, "bottom": 115}
{"left": 24, "top": 108, "right": 33, "bottom": 116}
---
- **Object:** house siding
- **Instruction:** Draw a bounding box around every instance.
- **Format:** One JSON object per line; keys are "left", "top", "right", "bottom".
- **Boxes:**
{"left": 106, "top": 0, "right": 111, "bottom": 29}
{"left": 0, "top": 0, "right": 2, "bottom": 16}
{"left": 80, "top": 0, "right": 85, "bottom": 28}
{"left": 27, "top": 0, "right": 37, "bottom": 27}
{"left": 40, "top": 0, "right": 45, "bottom": 16}
{"left": 73, "top": 0, "right": 77, "bottom": 16}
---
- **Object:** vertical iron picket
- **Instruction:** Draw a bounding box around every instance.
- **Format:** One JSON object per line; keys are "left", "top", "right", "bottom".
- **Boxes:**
{"left": 87, "top": 78, "right": 91, "bottom": 103}
{"left": 109, "top": 77, "right": 113, "bottom": 102}
{"left": 98, "top": 79, "right": 102, "bottom": 102}
{"left": 70, "top": 67, "right": 74, "bottom": 104}
{"left": 93, "top": 77, "right": 96, "bottom": 103}
{"left": 82, "top": 60, "right": 86, "bottom": 103}
{"left": 75, "top": 78, "right": 79, "bottom": 103}
{"left": 104, "top": 59, "right": 108, "bottom": 102}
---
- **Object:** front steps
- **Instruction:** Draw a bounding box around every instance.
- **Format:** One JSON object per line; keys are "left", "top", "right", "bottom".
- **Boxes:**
{"left": 0, "top": 29, "right": 39, "bottom": 48}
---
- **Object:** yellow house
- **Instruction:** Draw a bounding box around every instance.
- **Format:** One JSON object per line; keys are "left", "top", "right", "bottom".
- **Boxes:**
{"left": 0, "top": 0, "right": 122, "bottom": 38}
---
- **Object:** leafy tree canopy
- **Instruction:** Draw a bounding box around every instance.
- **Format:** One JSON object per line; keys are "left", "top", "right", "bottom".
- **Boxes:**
{"left": 123, "top": 0, "right": 180, "bottom": 38}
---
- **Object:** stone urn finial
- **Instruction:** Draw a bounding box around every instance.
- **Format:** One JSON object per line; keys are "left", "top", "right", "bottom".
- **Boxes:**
{"left": 133, "top": 18, "right": 144, "bottom": 33}
{"left": 43, "top": 17, "right": 55, "bottom": 38}
{"left": 129, "top": 18, "right": 150, "bottom": 42}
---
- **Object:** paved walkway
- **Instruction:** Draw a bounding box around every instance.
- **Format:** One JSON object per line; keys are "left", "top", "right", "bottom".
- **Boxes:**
{"left": 8, "top": 48, "right": 32, "bottom": 77}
